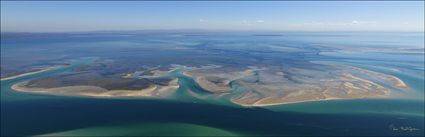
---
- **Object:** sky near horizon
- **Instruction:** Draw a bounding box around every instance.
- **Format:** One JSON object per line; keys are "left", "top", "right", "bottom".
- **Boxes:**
{"left": 1, "top": 1, "right": 424, "bottom": 32}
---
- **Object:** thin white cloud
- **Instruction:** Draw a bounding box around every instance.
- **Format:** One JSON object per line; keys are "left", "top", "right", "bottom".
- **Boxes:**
{"left": 303, "top": 20, "right": 377, "bottom": 26}
{"left": 351, "top": 20, "right": 377, "bottom": 25}
{"left": 241, "top": 20, "right": 252, "bottom": 26}
{"left": 240, "top": 20, "right": 265, "bottom": 26}
{"left": 199, "top": 19, "right": 208, "bottom": 23}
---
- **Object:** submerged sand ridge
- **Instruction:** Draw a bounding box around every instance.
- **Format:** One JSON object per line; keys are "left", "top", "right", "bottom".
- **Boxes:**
{"left": 11, "top": 63, "right": 409, "bottom": 106}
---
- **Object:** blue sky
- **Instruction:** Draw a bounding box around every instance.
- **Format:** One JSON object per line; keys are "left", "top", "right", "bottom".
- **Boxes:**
{"left": 1, "top": 1, "right": 424, "bottom": 32}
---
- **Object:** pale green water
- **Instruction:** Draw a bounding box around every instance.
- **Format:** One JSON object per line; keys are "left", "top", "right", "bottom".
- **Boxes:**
{"left": 43, "top": 122, "right": 239, "bottom": 136}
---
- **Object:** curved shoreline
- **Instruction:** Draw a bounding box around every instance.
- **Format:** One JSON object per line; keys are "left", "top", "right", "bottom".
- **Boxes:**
{"left": 8, "top": 78, "right": 403, "bottom": 107}
{"left": 12, "top": 80, "right": 386, "bottom": 107}
{"left": 11, "top": 79, "right": 179, "bottom": 98}
{"left": 1, "top": 65, "right": 65, "bottom": 81}
{"left": 347, "top": 66, "right": 408, "bottom": 88}
{"left": 231, "top": 95, "right": 389, "bottom": 107}
{"left": 6, "top": 63, "right": 410, "bottom": 107}
{"left": 1, "top": 69, "right": 51, "bottom": 81}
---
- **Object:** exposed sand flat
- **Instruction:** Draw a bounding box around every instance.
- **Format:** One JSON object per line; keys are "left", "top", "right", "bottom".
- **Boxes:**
{"left": 1, "top": 65, "right": 65, "bottom": 81}
{"left": 195, "top": 76, "right": 230, "bottom": 93}
{"left": 183, "top": 68, "right": 257, "bottom": 93}
{"left": 12, "top": 78, "right": 179, "bottom": 98}
{"left": 310, "top": 61, "right": 407, "bottom": 89}
{"left": 10, "top": 62, "right": 408, "bottom": 107}
{"left": 347, "top": 66, "right": 407, "bottom": 88}
{"left": 130, "top": 70, "right": 171, "bottom": 78}
{"left": 230, "top": 69, "right": 392, "bottom": 106}
{"left": 175, "top": 63, "right": 400, "bottom": 106}
{"left": 122, "top": 67, "right": 171, "bottom": 79}
{"left": 170, "top": 64, "right": 221, "bottom": 71}
{"left": 123, "top": 64, "right": 221, "bottom": 79}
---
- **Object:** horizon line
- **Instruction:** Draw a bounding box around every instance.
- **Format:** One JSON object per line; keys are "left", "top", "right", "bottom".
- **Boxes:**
{"left": 1, "top": 29, "right": 424, "bottom": 34}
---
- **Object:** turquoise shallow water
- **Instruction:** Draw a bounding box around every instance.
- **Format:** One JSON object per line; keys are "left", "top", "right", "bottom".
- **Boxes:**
{"left": 1, "top": 32, "right": 424, "bottom": 136}
{"left": 1, "top": 59, "right": 424, "bottom": 136}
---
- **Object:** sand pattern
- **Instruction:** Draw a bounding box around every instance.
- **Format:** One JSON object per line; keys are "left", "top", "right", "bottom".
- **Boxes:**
{"left": 11, "top": 63, "right": 408, "bottom": 107}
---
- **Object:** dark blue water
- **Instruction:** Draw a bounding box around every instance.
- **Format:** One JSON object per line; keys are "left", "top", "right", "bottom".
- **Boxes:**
{"left": 1, "top": 95, "right": 423, "bottom": 136}
{"left": 1, "top": 32, "right": 424, "bottom": 136}
{"left": 1, "top": 61, "right": 423, "bottom": 136}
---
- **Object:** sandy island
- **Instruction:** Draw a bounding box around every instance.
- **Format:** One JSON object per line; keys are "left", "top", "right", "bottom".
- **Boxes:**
{"left": 181, "top": 64, "right": 406, "bottom": 106}
{"left": 8, "top": 63, "right": 410, "bottom": 107}
{"left": 347, "top": 66, "right": 407, "bottom": 88}
{"left": 12, "top": 78, "right": 179, "bottom": 98}
{"left": 1, "top": 65, "right": 65, "bottom": 81}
